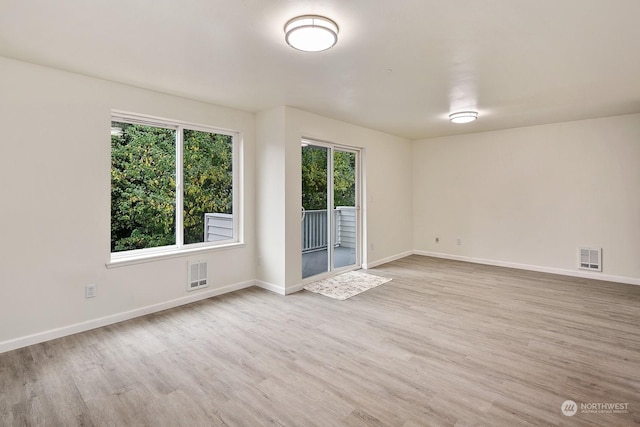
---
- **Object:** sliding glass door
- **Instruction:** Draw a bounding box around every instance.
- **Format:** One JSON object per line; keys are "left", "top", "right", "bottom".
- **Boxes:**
{"left": 301, "top": 144, "right": 329, "bottom": 278}
{"left": 301, "top": 140, "right": 359, "bottom": 279}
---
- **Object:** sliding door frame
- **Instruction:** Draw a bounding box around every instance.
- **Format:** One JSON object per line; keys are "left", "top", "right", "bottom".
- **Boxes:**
{"left": 301, "top": 138, "right": 362, "bottom": 283}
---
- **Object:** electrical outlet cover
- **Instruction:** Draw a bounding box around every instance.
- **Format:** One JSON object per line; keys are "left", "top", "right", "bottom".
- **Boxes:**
{"left": 85, "top": 284, "right": 97, "bottom": 298}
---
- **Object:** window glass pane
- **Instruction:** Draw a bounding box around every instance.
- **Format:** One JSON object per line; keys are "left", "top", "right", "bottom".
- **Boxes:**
{"left": 183, "top": 129, "right": 233, "bottom": 245}
{"left": 111, "top": 122, "right": 176, "bottom": 252}
{"left": 333, "top": 150, "right": 356, "bottom": 270}
{"left": 301, "top": 144, "right": 329, "bottom": 278}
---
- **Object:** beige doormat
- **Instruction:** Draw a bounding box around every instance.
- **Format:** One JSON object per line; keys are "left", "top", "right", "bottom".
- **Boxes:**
{"left": 303, "top": 270, "right": 392, "bottom": 300}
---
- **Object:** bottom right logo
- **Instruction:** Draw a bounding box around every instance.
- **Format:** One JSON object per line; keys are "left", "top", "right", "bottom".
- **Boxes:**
{"left": 561, "top": 400, "right": 578, "bottom": 417}
{"left": 561, "top": 399, "right": 630, "bottom": 417}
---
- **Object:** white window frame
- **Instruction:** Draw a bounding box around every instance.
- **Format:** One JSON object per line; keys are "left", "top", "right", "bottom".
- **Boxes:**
{"left": 109, "top": 111, "right": 242, "bottom": 266}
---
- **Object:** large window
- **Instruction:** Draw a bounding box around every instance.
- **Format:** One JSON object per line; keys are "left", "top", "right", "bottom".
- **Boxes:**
{"left": 110, "top": 112, "right": 239, "bottom": 259}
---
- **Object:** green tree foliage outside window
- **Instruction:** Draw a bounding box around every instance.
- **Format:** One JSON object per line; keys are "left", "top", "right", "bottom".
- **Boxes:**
{"left": 183, "top": 129, "right": 233, "bottom": 244}
{"left": 111, "top": 123, "right": 176, "bottom": 251}
{"left": 301, "top": 146, "right": 328, "bottom": 210}
{"left": 111, "top": 122, "right": 233, "bottom": 252}
{"left": 333, "top": 150, "right": 356, "bottom": 208}
{"left": 301, "top": 146, "right": 355, "bottom": 210}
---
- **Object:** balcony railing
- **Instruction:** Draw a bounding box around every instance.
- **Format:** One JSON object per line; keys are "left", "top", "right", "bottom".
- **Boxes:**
{"left": 302, "top": 207, "right": 355, "bottom": 253}
{"left": 204, "top": 207, "right": 356, "bottom": 252}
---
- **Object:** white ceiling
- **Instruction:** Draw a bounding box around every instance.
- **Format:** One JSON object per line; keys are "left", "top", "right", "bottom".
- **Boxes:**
{"left": 1, "top": 0, "right": 639, "bottom": 139}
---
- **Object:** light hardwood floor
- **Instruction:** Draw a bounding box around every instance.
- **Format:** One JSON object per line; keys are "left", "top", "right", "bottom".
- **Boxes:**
{"left": 1, "top": 255, "right": 639, "bottom": 426}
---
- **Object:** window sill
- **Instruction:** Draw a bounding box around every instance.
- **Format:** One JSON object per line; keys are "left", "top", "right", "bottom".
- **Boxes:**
{"left": 106, "top": 242, "right": 246, "bottom": 269}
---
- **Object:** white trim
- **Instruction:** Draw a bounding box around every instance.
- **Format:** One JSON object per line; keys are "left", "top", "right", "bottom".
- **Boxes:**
{"left": 0, "top": 280, "right": 254, "bottom": 354}
{"left": 286, "top": 283, "right": 306, "bottom": 295}
{"left": 111, "top": 110, "right": 239, "bottom": 137}
{"left": 363, "top": 250, "right": 414, "bottom": 269}
{"left": 301, "top": 263, "right": 362, "bottom": 286}
{"left": 300, "top": 139, "right": 363, "bottom": 277}
{"left": 107, "top": 242, "right": 246, "bottom": 268}
{"left": 232, "top": 132, "right": 243, "bottom": 243}
{"left": 328, "top": 146, "right": 335, "bottom": 269}
{"left": 254, "top": 280, "right": 286, "bottom": 295}
{"left": 356, "top": 148, "right": 363, "bottom": 272}
{"left": 414, "top": 251, "right": 640, "bottom": 286}
{"left": 10, "top": 249, "right": 637, "bottom": 355}
{"left": 176, "top": 127, "right": 185, "bottom": 247}
{"left": 254, "top": 280, "right": 306, "bottom": 295}
{"left": 361, "top": 148, "right": 369, "bottom": 268}
{"left": 110, "top": 110, "right": 241, "bottom": 260}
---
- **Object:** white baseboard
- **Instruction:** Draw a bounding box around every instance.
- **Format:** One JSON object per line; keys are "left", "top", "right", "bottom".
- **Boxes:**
{"left": 0, "top": 280, "right": 254, "bottom": 354}
{"left": 255, "top": 280, "right": 306, "bottom": 295}
{"left": 285, "top": 283, "right": 305, "bottom": 294}
{"left": 6, "top": 251, "right": 635, "bottom": 354}
{"left": 363, "top": 250, "right": 413, "bottom": 269}
{"left": 414, "top": 250, "right": 640, "bottom": 286}
{"left": 254, "top": 280, "right": 286, "bottom": 295}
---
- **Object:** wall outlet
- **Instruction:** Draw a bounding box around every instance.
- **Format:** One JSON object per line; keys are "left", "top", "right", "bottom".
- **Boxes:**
{"left": 435, "top": 237, "right": 439, "bottom": 243}
{"left": 85, "top": 284, "right": 97, "bottom": 298}
{"left": 456, "top": 238, "right": 462, "bottom": 246}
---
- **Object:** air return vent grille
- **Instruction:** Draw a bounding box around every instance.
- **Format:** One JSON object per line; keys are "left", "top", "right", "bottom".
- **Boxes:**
{"left": 188, "top": 260, "right": 208, "bottom": 291}
{"left": 579, "top": 247, "right": 602, "bottom": 272}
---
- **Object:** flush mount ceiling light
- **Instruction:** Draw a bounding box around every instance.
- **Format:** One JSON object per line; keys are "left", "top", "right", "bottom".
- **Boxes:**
{"left": 449, "top": 111, "right": 478, "bottom": 124}
{"left": 284, "top": 15, "right": 339, "bottom": 52}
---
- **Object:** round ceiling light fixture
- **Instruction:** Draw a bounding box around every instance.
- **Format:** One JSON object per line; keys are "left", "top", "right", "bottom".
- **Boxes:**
{"left": 449, "top": 111, "right": 478, "bottom": 124}
{"left": 284, "top": 15, "right": 339, "bottom": 52}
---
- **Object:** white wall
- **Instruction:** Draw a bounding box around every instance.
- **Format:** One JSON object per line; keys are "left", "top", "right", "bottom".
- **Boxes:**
{"left": 255, "top": 107, "right": 287, "bottom": 290}
{"left": 0, "top": 57, "right": 256, "bottom": 350}
{"left": 255, "top": 107, "right": 414, "bottom": 294}
{"left": 413, "top": 114, "right": 640, "bottom": 283}
{"left": 0, "top": 57, "right": 414, "bottom": 349}
{"left": 0, "top": 57, "right": 413, "bottom": 350}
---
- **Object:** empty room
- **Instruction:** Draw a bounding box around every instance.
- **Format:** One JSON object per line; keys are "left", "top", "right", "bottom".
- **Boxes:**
{"left": 1, "top": 1, "right": 639, "bottom": 426}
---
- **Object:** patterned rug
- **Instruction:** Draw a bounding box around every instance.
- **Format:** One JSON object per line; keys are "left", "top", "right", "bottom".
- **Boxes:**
{"left": 303, "top": 270, "right": 392, "bottom": 300}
